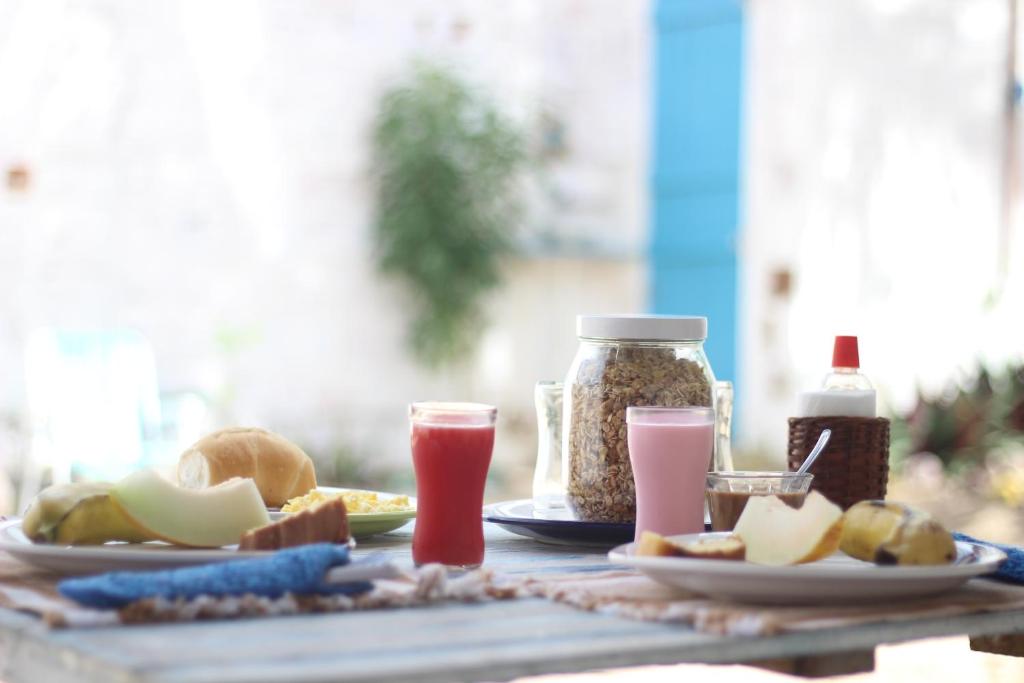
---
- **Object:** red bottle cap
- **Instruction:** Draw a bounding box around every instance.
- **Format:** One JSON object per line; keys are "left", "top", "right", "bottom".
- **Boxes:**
{"left": 832, "top": 335, "right": 860, "bottom": 369}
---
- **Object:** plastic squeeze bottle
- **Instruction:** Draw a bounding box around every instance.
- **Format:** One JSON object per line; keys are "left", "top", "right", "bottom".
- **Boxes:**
{"left": 823, "top": 335, "right": 873, "bottom": 391}
{"left": 796, "top": 335, "right": 876, "bottom": 417}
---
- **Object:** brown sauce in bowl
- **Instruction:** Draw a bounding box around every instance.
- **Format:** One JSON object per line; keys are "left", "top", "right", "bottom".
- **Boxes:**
{"left": 707, "top": 490, "right": 807, "bottom": 531}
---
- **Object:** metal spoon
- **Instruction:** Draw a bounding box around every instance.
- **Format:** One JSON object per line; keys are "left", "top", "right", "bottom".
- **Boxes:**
{"left": 795, "top": 429, "right": 832, "bottom": 475}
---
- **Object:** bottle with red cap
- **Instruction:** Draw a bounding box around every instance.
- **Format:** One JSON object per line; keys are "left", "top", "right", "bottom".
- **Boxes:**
{"left": 822, "top": 335, "right": 873, "bottom": 391}
{"left": 796, "top": 335, "right": 876, "bottom": 417}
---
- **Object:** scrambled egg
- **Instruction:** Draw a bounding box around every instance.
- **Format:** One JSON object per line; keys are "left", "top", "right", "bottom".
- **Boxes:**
{"left": 282, "top": 489, "right": 412, "bottom": 514}
{"left": 992, "top": 468, "right": 1024, "bottom": 507}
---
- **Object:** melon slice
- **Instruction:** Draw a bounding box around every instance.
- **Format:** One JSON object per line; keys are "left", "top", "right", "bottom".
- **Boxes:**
{"left": 111, "top": 469, "right": 270, "bottom": 548}
{"left": 733, "top": 491, "right": 844, "bottom": 566}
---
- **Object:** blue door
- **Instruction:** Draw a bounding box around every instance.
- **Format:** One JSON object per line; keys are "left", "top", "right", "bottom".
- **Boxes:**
{"left": 651, "top": 0, "right": 743, "bottom": 389}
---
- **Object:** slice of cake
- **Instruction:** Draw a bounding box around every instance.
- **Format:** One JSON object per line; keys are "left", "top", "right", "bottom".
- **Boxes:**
{"left": 238, "top": 498, "right": 349, "bottom": 551}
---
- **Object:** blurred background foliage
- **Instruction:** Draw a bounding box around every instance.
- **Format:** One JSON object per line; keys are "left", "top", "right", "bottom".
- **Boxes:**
{"left": 371, "top": 62, "right": 526, "bottom": 368}
{"left": 889, "top": 362, "right": 1024, "bottom": 538}
{"left": 895, "top": 363, "right": 1024, "bottom": 473}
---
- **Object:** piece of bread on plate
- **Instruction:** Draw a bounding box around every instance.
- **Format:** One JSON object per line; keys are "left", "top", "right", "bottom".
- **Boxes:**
{"left": 636, "top": 530, "right": 745, "bottom": 560}
{"left": 177, "top": 427, "right": 317, "bottom": 508}
{"left": 239, "top": 498, "right": 349, "bottom": 550}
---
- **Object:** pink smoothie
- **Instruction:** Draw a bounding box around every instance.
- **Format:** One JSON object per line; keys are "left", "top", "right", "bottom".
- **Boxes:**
{"left": 627, "top": 407, "right": 715, "bottom": 541}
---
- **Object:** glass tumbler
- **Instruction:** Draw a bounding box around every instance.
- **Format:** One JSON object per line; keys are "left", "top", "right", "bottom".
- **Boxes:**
{"left": 533, "top": 381, "right": 564, "bottom": 511}
{"left": 713, "top": 380, "right": 735, "bottom": 472}
{"left": 410, "top": 402, "right": 496, "bottom": 569}
{"left": 627, "top": 406, "right": 715, "bottom": 542}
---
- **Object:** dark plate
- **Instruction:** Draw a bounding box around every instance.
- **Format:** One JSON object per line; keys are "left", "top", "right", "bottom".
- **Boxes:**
{"left": 483, "top": 499, "right": 636, "bottom": 547}
{"left": 484, "top": 499, "right": 713, "bottom": 547}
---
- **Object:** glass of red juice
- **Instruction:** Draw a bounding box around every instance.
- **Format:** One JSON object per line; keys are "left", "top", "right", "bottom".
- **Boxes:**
{"left": 409, "top": 401, "right": 496, "bottom": 569}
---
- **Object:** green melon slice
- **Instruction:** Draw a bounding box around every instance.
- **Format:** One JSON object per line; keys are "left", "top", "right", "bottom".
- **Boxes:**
{"left": 111, "top": 469, "right": 270, "bottom": 548}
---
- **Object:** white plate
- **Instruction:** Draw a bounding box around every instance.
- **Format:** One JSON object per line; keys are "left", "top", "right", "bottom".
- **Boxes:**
{"left": 609, "top": 532, "right": 1006, "bottom": 604}
{"left": 0, "top": 519, "right": 273, "bottom": 576}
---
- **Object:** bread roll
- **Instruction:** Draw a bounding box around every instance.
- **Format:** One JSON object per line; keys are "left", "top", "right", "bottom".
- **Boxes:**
{"left": 177, "top": 427, "right": 317, "bottom": 507}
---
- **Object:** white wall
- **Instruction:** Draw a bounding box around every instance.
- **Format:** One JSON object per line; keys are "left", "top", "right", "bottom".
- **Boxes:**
{"left": 5, "top": 0, "right": 1019, "bottom": 486}
{"left": 741, "top": 0, "right": 1022, "bottom": 463}
{"left": 0, "top": 0, "right": 650, "bottom": 497}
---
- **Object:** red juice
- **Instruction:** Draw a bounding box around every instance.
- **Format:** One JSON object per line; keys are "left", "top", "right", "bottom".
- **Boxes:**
{"left": 410, "top": 403, "right": 496, "bottom": 568}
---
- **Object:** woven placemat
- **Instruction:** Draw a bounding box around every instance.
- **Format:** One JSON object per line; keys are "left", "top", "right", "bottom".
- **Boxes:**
{"left": 0, "top": 552, "right": 514, "bottom": 627}
{"left": 5, "top": 550, "right": 1024, "bottom": 640}
{"left": 517, "top": 570, "right": 1024, "bottom": 637}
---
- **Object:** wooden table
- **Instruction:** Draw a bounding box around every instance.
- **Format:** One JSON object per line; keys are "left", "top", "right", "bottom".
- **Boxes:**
{"left": 2, "top": 523, "right": 1024, "bottom": 683}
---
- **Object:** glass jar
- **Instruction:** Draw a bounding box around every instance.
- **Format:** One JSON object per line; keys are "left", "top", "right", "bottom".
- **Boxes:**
{"left": 561, "top": 315, "right": 716, "bottom": 523}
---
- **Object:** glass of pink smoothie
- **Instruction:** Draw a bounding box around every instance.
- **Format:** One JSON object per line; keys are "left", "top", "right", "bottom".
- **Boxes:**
{"left": 626, "top": 406, "right": 715, "bottom": 542}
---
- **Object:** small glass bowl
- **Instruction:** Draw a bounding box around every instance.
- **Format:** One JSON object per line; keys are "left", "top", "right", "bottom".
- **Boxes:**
{"left": 705, "top": 471, "right": 814, "bottom": 531}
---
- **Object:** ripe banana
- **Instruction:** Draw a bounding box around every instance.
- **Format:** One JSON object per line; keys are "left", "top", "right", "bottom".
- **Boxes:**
{"left": 22, "top": 482, "right": 154, "bottom": 545}
{"left": 840, "top": 500, "right": 956, "bottom": 565}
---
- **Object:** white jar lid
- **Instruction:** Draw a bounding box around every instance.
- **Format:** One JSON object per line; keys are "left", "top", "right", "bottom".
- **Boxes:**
{"left": 576, "top": 314, "right": 707, "bottom": 341}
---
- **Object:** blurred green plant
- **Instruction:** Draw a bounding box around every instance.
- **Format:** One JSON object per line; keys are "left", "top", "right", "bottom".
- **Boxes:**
{"left": 896, "top": 362, "right": 1024, "bottom": 477}
{"left": 371, "top": 62, "right": 525, "bottom": 367}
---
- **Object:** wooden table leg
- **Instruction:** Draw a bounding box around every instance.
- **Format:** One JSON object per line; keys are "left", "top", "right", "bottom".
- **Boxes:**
{"left": 749, "top": 648, "right": 876, "bottom": 678}
{"left": 971, "top": 634, "right": 1024, "bottom": 658}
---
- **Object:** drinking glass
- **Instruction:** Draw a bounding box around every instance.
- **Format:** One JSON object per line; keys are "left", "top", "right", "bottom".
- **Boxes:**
{"left": 713, "top": 380, "right": 735, "bottom": 471}
{"left": 626, "top": 406, "right": 715, "bottom": 542}
{"left": 409, "top": 402, "right": 496, "bottom": 569}
{"left": 532, "top": 381, "right": 565, "bottom": 511}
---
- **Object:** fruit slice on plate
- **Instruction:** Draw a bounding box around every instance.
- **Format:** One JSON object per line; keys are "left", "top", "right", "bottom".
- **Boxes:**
{"left": 733, "top": 490, "right": 844, "bottom": 566}
{"left": 111, "top": 470, "right": 270, "bottom": 548}
{"left": 22, "top": 482, "right": 155, "bottom": 545}
{"left": 840, "top": 500, "right": 956, "bottom": 565}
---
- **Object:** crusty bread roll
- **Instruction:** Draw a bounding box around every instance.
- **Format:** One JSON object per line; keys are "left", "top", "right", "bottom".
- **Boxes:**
{"left": 177, "top": 427, "right": 317, "bottom": 508}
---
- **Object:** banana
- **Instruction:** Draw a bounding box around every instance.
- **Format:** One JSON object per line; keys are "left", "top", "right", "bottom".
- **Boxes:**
{"left": 22, "top": 482, "right": 154, "bottom": 545}
{"left": 840, "top": 500, "right": 956, "bottom": 565}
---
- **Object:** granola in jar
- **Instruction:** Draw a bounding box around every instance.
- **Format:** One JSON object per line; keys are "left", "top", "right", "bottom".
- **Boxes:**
{"left": 562, "top": 316, "right": 714, "bottom": 523}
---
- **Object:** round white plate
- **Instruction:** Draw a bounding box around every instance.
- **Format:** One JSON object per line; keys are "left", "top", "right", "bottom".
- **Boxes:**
{"left": 609, "top": 532, "right": 1006, "bottom": 604}
{"left": 0, "top": 519, "right": 273, "bottom": 576}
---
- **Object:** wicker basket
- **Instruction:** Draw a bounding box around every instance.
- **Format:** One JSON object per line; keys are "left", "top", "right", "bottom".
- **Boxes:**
{"left": 787, "top": 416, "right": 890, "bottom": 510}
